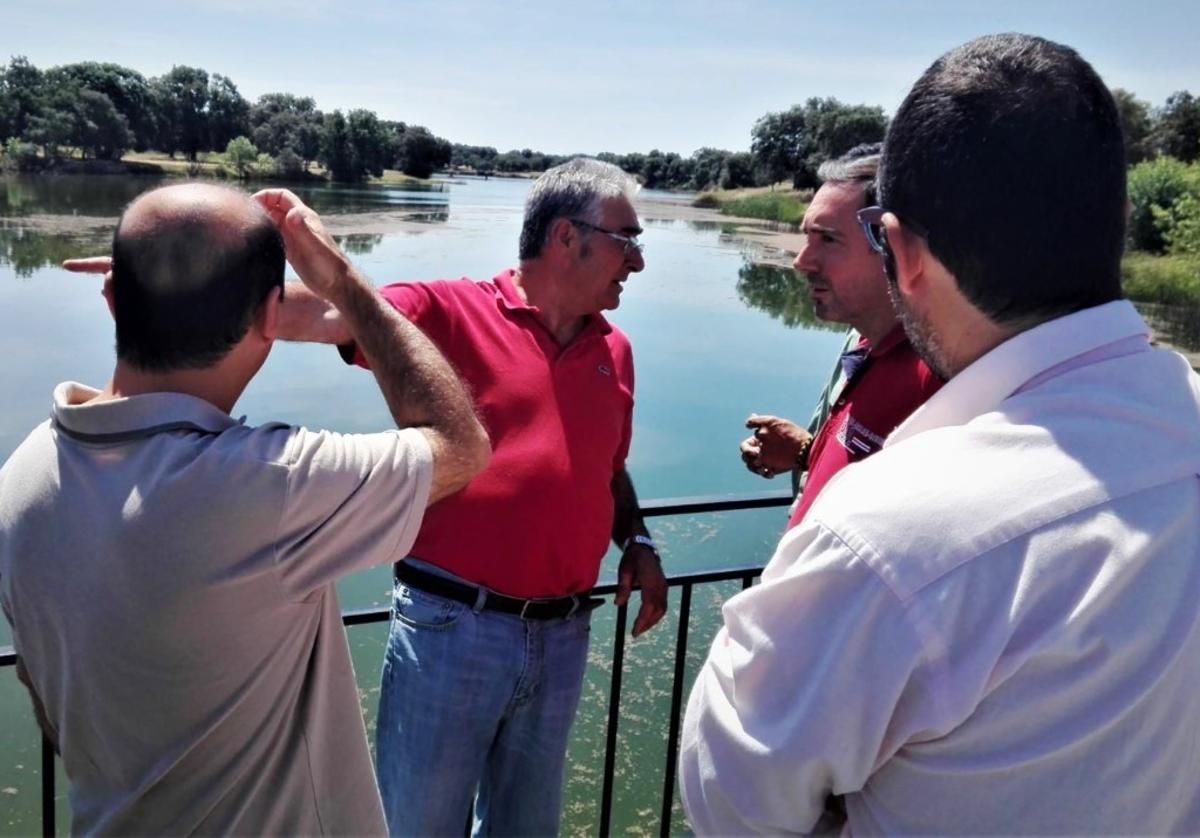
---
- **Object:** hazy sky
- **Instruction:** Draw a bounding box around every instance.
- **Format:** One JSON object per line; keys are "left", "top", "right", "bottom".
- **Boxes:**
{"left": 6, "top": 0, "right": 1199, "bottom": 156}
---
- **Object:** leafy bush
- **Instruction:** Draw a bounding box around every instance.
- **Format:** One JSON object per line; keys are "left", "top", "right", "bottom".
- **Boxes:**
{"left": 1127, "top": 157, "right": 1200, "bottom": 252}
{"left": 1, "top": 138, "right": 41, "bottom": 171}
{"left": 691, "top": 192, "right": 720, "bottom": 209}
{"left": 224, "top": 135, "right": 258, "bottom": 178}
{"left": 272, "top": 147, "right": 305, "bottom": 179}
{"left": 1121, "top": 251, "right": 1200, "bottom": 305}
{"left": 1159, "top": 193, "right": 1200, "bottom": 256}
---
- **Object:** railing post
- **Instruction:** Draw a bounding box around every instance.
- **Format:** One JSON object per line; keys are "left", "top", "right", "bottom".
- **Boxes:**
{"left": 659, "top": 583, "right": 693, "bottom": 837}
{"left": 42, "top": 732, "right": 55, "bottom": 837}
{"left": 598, "top": 601, "right": 629, "bottom": 836}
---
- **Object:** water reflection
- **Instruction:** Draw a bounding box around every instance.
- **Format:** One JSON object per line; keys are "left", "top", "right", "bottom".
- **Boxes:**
{"left": 0, "top": 222, "right": 112, "bottom": 279}
{"left": 335, "top": 234, "right": 384, "bottom": 255}
{"left": 736, "top": 261, "right": 843, "bottom": 331}
{"left": 0, "top": 174, "right": 453, "bottom": 275}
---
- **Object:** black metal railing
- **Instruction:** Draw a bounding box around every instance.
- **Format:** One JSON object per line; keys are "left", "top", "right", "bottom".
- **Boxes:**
{"left": 0, "top": 489, "right": 790, "bottom": 837}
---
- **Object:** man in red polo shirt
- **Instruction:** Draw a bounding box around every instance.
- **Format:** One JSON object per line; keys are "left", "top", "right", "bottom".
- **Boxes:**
{"left": 274, "top": 158, "right": 667, "bottom": 836}
{"left": 740, "top": 145, "right": 942, "bottom": 527}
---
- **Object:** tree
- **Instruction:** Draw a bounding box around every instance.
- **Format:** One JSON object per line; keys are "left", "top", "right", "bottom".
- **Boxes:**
{"left": 397, "top": 125, "right": 451, "bottom": 179}
{"left": 154, "top": 66, "right": 209, "bottom": 159}
{"left": 0, "top": 57, "right": 45, "bottom": 141}
{"left": 751, "top": 107, "right": 810, "bottom": 187}
{"left": 47, "top": 62, "right": 156, "bottom": 151}
{"left": 72, "top": 90, "right": 131, "bottom": 159}
{"left": 224, "top": 135, "right": 259, "bottom": 178}
{"left": 318, "top": 110, "right": 355, "bottom": 181}
{"left": 751, "top": 98, "right": 886, "bottom": 188}
{"left": 689, "top": 148, "right": 730, "bottom": 191}
{"left": 207, "top": 74, "right": 249, "bottom": 152}
{"left": 1112, "top": 88, "right": 1154, "bottom": 165}
{"left": 346, "top": 109, "right": 392, "bottom": 177}
{"left": 250, "top": 93, "right": 322, "bottom": 170}
{"left": 1155, "top": 91, "right": 1200, "bottom": 163}
{"left": 720, "top": 152, "right": 756, "bottom": 189}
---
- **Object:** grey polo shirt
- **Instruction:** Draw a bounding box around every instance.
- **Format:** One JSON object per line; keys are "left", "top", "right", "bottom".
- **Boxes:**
{"left": 0, "top": 382, "right": 433, "bottom": 835}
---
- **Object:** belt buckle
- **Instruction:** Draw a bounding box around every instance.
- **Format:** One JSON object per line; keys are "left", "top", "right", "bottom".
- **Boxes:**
{"left": 520, "top": 599, "right": 534, "bottom": 620}
{"left": 565, "top": 595, "right": 579, "bottom": 619}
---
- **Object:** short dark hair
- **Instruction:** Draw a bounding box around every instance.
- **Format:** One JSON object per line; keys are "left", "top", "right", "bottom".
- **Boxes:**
{"left": 111, "top": 187, "right": 285, "bottom": 371}
{"left": 518, "top": 158, "right": 639, "bottom": 260}
{"left": 879, "top": 33, "right": 1126, "bottom": 326}
{"left": 817, "top": 142, "right": 881, "bottom": 206}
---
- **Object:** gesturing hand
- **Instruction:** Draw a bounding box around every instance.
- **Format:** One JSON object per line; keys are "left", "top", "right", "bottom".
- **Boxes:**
{"left": 740, "top": 413, "right": 811, "bottom": 478}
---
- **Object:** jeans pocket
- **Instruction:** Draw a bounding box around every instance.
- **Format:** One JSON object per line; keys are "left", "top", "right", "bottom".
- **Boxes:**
{"left": 392, "top": 584, "right": 466, "bottom": 630}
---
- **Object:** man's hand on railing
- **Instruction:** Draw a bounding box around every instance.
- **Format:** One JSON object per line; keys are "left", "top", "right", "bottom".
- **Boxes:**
{"left": 615, "top": 544, "right": 667, "bottom": 638}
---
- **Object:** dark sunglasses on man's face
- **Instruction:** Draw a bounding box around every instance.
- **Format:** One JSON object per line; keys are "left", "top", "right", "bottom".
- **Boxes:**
{"left": 856, "top": 206, "right": 929, "bottom": 255}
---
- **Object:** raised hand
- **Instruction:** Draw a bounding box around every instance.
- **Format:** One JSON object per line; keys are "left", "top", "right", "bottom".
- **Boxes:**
{"left": 252, "top": 189, "right": 356, "bottom": 302}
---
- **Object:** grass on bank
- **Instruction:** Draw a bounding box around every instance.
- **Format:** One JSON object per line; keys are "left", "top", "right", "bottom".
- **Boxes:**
{"left": 693, "top": 185, "right": 811, "bottom": 224}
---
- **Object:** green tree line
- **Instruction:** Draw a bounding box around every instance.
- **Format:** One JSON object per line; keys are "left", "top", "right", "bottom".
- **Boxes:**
{"left": 1, "top": 55, "right": 1198, "bottom": 192}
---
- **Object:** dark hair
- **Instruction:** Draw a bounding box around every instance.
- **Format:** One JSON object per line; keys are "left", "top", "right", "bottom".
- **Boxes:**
{"left": 111, "top": 189, "right": 285, "bottom": 371}
{"left": 879, "top": 33, "right": 1126, "bottom": 325}
{"left": 518, "top": 158, "right": 639, "bottom": 260}
{"left": 817, "top": 142, "right": 881, "bottom": 206}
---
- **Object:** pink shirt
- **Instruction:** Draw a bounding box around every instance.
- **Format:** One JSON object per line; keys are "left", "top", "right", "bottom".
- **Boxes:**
{"left": 353, "top": 269, "right": 634, "bottom": 597}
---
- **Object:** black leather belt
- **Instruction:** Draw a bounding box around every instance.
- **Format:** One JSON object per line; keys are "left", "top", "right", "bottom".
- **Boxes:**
{"left": 395, "top": 563, "right": 602, "bottom": 621}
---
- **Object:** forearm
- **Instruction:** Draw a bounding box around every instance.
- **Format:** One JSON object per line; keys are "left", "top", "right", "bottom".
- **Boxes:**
{"left": 329, "top": 270, "right": 489, "bottom": 498}
{"left": 610, "top": 468, "right": 650, "bottom": 547}
{"left": 279, "top": 281, "right": 352, "bottom": 344}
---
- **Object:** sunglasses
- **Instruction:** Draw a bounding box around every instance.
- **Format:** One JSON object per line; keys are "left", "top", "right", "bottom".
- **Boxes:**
{"left": 569, "top": 219, "right": 644, "bottom": 258}
{"left": 856, "top": 206, "right": 930, "bottom": 255}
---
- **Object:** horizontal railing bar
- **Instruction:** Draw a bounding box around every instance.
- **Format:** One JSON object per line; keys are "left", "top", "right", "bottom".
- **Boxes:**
{"left": 2, "top": 561, "right": 768, "bottom": 664}
{"left": 640, "top": 490, "right": 791, "bottom": 517}
{"left": 1, "top": 490, "right": 783, "bottom": 665}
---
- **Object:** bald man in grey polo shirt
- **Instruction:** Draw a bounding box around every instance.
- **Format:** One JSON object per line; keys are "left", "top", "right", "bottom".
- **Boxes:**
{"left": 0, "top": 184, "right": 489, "bottom": 834}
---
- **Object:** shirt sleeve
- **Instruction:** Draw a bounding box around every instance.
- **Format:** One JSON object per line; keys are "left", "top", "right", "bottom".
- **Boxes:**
{"left": 271, "top": 426, "right": 433, "bottom": 599}
{"left": 679, "top": 522, "right": 935, "bottom": 835}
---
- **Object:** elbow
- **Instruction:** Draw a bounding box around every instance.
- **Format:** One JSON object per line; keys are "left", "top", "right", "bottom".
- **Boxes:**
{"left": 465, "top": 420, "right": 492, "bottom": 478}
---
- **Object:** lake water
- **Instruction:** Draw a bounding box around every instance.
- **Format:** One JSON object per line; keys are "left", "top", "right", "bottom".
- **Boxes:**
{"left": 0, "top": 174, "right": 847, "bottom": 835}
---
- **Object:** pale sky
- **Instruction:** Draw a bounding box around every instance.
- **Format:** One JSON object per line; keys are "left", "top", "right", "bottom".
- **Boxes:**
{"left": 6, "top": 0, "right": 1199, "bottom": 156}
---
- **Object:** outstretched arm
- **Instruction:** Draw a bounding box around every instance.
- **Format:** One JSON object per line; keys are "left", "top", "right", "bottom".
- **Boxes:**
{"left": 254, "top": 188, "right": 489, "bottom": 503}
{"left": 62, "top": 258, "right": 351, "bottom": 346}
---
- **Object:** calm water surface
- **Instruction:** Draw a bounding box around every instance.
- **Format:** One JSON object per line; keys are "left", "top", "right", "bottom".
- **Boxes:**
{"left": 0, "top": 174, "right": 844, "bottom": 835}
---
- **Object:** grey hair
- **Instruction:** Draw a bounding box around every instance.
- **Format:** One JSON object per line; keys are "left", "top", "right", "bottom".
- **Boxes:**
{"left": 816, "top": 142, "right": 881, "bottom": 206}
{"left": 518, "top": 157, "right": 640, "bottom": 259}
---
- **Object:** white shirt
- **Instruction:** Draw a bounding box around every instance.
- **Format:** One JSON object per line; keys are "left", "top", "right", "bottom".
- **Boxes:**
{"left": 680, "top": 301, "right": 1200, "bottom": 835}
{"left": 1, "top": 384, "right": 432, "bottom": 835}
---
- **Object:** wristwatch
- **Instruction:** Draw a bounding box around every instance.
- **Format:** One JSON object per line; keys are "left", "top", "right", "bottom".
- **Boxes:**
{"left": 622, "top": 534, "right": 660, "bottom": 559}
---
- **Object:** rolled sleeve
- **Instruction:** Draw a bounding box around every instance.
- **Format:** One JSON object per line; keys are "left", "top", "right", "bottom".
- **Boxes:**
{"left": 272, "top": 426, "right": 433, "bottom": 598}
{"left": 680, "top": 524, "right": 933, "bottom": 835}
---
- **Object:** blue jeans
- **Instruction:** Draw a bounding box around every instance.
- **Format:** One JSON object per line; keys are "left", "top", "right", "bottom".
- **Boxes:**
{"left": 375, "top": 563, "right": 593, "bottom": 837}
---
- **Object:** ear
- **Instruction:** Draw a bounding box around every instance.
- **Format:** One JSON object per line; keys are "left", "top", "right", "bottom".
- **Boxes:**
{"left": 253, "top": 289, "right": 281, "bottom": 342}
{"left": 548, "top": 216, "right": 579, "bottom": 253}
{"left": 101, "top": 272, "right": 116, "bottom": 320}
{"left": 882, "top": 213, "right": 927, "bottom": 298}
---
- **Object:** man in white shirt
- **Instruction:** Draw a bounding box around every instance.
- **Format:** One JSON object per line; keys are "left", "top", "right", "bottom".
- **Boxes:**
{"left": 681, "top": 33, "right": 1200, "bottom": 835}
{"left": 0, "top": 184, "right": 489, "bottom": 834}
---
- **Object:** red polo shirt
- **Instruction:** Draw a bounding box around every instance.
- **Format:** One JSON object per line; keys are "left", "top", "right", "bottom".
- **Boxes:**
{"left": 788, "top": 325, "right": 942, "bottom": 528}
{"left": 350, "top": 269, "right": 634, "bottom": 597}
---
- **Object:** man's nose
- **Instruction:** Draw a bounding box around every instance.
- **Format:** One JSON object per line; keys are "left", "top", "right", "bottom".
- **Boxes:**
{"left": 627, "top": 246, "right": 645, "bottom": 273}
{"left": 793, "top": 238, "right": 816, "bottom": 273}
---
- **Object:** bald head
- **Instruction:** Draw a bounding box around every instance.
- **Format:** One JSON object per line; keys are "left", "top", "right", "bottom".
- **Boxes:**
{"left": 112, "top": 183, "right": 284, "bottom": 371}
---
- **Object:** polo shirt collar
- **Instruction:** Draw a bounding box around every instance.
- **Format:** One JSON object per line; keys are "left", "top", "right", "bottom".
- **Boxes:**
{"left": 887, "top": 300, "right": 1150, "bottom": 447}
{"left": 51, "top": 381, "right": 239, "bottom": 444}
{"left": 491, "top": 268, "right": 614, "bottom": 338}
{"left": 868, "top": 322, "right": 908, "bottom": 357}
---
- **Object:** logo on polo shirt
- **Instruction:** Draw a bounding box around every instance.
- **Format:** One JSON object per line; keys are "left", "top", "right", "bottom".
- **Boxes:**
{"left": 835, "top": 415, "right": 886, "bottom": 456}
{"left": 598, "top": 364, "right": 612, "bottom": 376}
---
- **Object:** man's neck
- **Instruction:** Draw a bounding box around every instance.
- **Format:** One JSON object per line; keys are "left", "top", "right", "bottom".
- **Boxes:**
{"left": 96, "top": 360, "right": 246, "bottom": 414}
{"left": 511, "top": 264, "right": 588, "bottom": 345}
{"left": 856, "top": 314, "right": 901, "bottom": 348}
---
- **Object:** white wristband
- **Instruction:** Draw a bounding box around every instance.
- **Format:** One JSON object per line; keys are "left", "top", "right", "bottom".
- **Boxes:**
{"left": 622, "top": 534, "right": 658, "bottom": 555}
